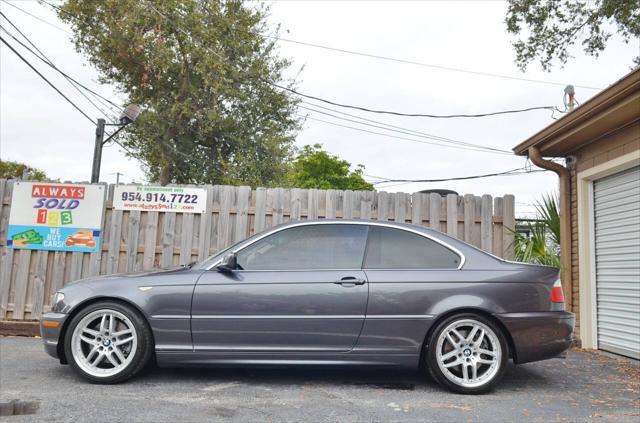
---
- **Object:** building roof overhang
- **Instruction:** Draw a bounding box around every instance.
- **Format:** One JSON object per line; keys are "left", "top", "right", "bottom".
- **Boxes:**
{"left": 512, "top": 68, "right": 640, "bottom": 157}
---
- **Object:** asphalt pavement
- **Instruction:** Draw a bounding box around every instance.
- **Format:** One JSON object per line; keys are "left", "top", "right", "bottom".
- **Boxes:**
{"left": 0, "top": 336, "right": 638, "bottom": 422}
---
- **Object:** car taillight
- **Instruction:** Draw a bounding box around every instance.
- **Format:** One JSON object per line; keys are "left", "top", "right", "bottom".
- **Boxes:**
{"left": 550, "top": 279, "right": 564, "bottom": 303}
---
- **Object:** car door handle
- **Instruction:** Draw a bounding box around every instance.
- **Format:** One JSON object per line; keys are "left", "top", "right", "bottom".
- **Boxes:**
{"left": 334, "top": 277, "right": 366, "bottom": 286}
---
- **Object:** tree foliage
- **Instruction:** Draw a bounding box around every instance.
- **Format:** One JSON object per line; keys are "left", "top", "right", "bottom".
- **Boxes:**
{"left": 284, "top": 144, "right": 374, "bottom": 191}
{"left": 0, "top": 159, "right": 47, "bottom": 181}
{"left": 511, "top": 193, "right": 560, "bottom": 268}
{"left": 505, "top": 0, "right": 640, "bottom": 71}
{"left": 58, "top": 0, "right": 300, "bottom": 186}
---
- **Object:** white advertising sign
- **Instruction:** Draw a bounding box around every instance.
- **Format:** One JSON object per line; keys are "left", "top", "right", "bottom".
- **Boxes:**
{"left": 113, "top": 185, "right": 207, "bottom": 213}
{"left": 7, "top": 182, "right": 105, "bottom": 252}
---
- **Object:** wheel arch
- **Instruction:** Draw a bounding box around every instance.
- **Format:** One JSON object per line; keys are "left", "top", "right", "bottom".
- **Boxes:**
{"left": 57, "top": 296, "right": 155, "bottom": 364}
{"left": 419, "top": 307, "right": 517, "bottom": 367}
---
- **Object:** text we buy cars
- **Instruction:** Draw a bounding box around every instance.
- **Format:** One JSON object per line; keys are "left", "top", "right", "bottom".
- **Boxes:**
{"left": 6, "top": 182, "right": 105, "bottom": 252}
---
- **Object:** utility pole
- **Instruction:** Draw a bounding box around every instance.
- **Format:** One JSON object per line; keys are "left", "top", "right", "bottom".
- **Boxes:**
{"left": 115, "top": 172, "right": 123, "bottom": 185}
{"left": 91, "top": 118, "right": 106, "bottom": 184}
{"left": 89, "top": 105, "right": 140, "bottom": 184}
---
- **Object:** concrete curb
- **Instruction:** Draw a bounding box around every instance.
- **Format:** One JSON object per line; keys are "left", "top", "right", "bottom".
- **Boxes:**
{"left": 0, "top": 320, "right": 40, "bottom": 337}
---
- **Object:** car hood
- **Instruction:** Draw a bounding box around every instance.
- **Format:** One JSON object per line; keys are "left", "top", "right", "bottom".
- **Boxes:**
{"left": 65, "top": 265, "right": 196, "bottom": 286}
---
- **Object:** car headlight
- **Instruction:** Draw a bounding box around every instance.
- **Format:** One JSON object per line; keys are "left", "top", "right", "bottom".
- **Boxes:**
{"left": 51, "top": 292, "right": 65, "bottom": 311}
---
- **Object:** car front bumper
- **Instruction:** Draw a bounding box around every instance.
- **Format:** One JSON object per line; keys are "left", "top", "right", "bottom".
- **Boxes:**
{"left": 495, "top": 311, "right": 575, "bottom": 364}
{"left": 40, "top": 312, "right": 68, "bottom": 361}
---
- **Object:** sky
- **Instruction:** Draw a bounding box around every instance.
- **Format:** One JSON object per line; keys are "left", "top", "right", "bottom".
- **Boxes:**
{"left": 1, "top": 1, "right": 638, "bottom": 218}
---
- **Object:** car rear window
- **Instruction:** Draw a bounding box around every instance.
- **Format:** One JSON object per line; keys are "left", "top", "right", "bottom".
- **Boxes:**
{"left": 364, "top": 226, "right": 460, "bottom": 269}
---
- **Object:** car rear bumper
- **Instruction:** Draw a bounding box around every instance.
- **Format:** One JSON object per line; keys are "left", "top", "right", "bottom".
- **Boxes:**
{"left": 495, "top": 311, "right": 575, "bottom": 364}
{"left": 40, "top": 312, "right": 68, "bottom": 360}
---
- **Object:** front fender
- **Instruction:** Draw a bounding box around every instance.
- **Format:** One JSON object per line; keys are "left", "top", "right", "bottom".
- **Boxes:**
{"left": 51, "top": 268, "right": 201, "bottom": 355}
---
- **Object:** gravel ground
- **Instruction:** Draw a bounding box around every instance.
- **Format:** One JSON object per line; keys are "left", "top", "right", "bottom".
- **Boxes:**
{"left": 1, "top": 336, "right": 638, "bottom": 422}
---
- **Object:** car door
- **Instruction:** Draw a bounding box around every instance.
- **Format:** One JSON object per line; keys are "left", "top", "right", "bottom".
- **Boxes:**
{"left": 191, "top": 223, "right": 370, "bottom": 352}
{"left": 357, "top": 225, "right": 464, "bottom": 353}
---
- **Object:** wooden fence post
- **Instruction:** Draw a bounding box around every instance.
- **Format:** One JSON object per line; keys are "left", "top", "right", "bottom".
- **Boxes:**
{"left": 446, "top": 194, "right": 458, "bottom": 237}
{"left": 502, "top": 194, "right": 516, "bottom": 260}
{"left": 481, "top": 194, "right": 493, "bottom": 252}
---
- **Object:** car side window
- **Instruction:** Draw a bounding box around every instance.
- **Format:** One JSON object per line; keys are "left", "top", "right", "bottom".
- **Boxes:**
{"left": 236, "top": 224, "right": 369, "bottom": 270}
{"left": 364, "top": 226, "right": 460, "bottom": 269}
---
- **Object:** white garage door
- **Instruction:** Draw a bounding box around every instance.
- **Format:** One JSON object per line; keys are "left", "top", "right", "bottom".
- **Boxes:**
{"left": 593, "top": 165, "right": 640, "bottom": 359}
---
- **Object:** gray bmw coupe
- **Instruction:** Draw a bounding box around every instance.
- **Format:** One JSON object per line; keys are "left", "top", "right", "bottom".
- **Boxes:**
{"left": 41, "top": 219, "right": 574, "bottom": 394}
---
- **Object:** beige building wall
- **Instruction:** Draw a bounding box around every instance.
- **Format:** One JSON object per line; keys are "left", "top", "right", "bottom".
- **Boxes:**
{"left": 568, "top": 121, "right": 640, "bottom": 341}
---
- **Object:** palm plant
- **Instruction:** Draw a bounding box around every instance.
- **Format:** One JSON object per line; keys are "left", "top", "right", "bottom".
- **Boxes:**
{"left": 511, "top": 193, "right": 560, "bottom": 268}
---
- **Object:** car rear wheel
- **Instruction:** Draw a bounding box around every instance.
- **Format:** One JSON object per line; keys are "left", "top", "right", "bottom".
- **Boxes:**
{"left": 426, "top": 313, "right": 508, "bottom": 394}
{"left": 64, "top": 301, "right": 153, "bottom": 384}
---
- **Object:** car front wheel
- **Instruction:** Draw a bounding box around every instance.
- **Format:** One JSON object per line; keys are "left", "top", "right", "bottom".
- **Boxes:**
{"left": 426, "top": 313, "right": 508, "bottom": 394}
{"left": 64, "top": 301, "right": 153, "bottom": 383}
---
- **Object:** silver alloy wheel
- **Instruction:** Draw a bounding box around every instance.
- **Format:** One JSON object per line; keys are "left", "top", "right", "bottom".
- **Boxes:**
{"left": 435, "top": 319, "right": 502, "bottom": 388}
{"left": 71, "top": 309, "right": 138, "bottom": 378}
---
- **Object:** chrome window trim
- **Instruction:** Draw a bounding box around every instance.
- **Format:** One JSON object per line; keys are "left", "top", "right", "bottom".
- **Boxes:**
{"left": 191, "top": 315, "right": 366, "bottom": 319}
{"left": 365, "top": 314, "right": 435, "bottom": 319}
{"left": 150, "top": 315, "right": 191, "bottom": 320}
{"left": 204, "top": 220, "right": 466, "bottom": 271}
{"left": 177, "top": 314, "right": 435, "bottom": 320}
{"left": 214, "top": 268, "right": 363, "bottom": 273}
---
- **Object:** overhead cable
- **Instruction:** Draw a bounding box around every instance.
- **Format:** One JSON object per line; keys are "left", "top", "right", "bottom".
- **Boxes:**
{"left": 1, "top": 0, "right": 71, "bottom": 34}
{"left": 297, "top": 113, "right": 512, "bottom": 155}
{"left": 0, "top": 16, "right": 115, "bottom": 118}
{"left": 299, "top": 103, "right": 511, "bottom": 154}
{"left": 141, "top": 2, "right": 565, "bottom": 120}
{"left": 367, "top": 167, "right": 546, "bottom": 185}
{"left": 0, "top": 34, "right": 96, "bottom": 125}
{"left": 0, "top": 22, "right": 123, "bottom": 111}
{"left": 281, "top": 82, "right": 559, "bottom": 118}
{"left": 257, "top": 34, "right": 603, "bottom": 91}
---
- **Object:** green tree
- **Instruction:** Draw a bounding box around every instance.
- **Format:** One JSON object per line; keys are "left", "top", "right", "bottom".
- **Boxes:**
{"left": 284, "top": 144, "right": 374, "bottom": 191}
{"left": 505, "top": 0, "right": 640, "bottom": 71}
{"left": 58, "top": 0, "right": 299, "bottom": 186}
{"left": 0, "top": 159, "right": 47, "bottom": 181}
{"left": 511, "top": 193, "right": 560, "bottom": 267}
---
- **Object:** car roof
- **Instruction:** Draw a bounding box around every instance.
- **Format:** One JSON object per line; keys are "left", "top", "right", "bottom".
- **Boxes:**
{"left": 273, "top": 218, "right": 434, "bottom": 231}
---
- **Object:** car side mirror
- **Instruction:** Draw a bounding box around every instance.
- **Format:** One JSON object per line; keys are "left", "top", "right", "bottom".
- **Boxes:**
{"left": 216, "top": 253, "right": 238, "bottom": 273}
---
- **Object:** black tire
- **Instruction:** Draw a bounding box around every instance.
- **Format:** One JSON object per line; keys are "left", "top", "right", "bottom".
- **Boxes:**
{"left": 64, "top": 301, "right": 153, "bottom": 384}
{"left": 425, "top": 313, "right": 508, "bottom": 394}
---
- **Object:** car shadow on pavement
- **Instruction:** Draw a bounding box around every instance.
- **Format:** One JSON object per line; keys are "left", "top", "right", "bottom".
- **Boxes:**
{"left": 117, "top": 360, "right": 552, "bottom": 391}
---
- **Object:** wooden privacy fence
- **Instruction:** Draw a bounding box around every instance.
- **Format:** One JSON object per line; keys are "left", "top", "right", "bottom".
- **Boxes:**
{"left": 0, "top": 179, "right": 515, "bottom": 321}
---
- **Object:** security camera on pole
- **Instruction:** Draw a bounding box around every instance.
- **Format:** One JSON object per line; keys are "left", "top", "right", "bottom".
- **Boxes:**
{"left": 91, "top": 104, "right": 141, "bottom": 183}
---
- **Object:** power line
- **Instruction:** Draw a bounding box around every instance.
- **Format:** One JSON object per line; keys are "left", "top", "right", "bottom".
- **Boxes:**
{"left": 0, "top": 15, "right": 114, "bottom": 118}
{"left": 299, "top": 103, "right": 511, "bottom": 154}
{"left": 0, "top": 21, "right": 124, "bottom": 111}
{"left": 367, "top": 167, "right": 546, "bottom": 185}
{"left": 3, "top": 1, "right": 123, "bottom": 112}
{"left": 281, "top": 82, "right": 559, "bottom": 118}
{"left": 259, "top": 34, "right": 603, "bottom": 92}
{"left": 297, "top": 113, "right": 512, "bottom": 155}
{"left": 41, "top": 0, "right": 566, "bottom": 155}
{"left": 0, "top": 25, "right": 120, "bottom": 115}
{"left": 140, "top": 2, "right": 565, "bottom": 120}
{"left": 0, "top": 0, "right": 71, "bottom": 34}
{"left": 1, "top": 34, "right": 96, "bottom": 125}
{"left": 50, "top": 0, "right": 572, "bottom": 120}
